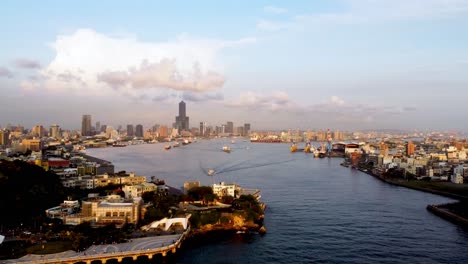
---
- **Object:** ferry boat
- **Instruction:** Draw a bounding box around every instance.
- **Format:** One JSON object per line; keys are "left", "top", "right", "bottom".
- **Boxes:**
{"left": 222, "top": 146, "right": 231, "bottom": 153}
{"left": 164, "top": 145, "right": 171, "bottom": 150}
{"left": 112, "top": 142, "right": 127, "bottom": 147}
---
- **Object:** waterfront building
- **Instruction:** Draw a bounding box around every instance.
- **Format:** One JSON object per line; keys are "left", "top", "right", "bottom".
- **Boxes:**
{"left": 81, "top": 114, "right": 92, "bottom": 136}
{"left": 200, "top": 122, "right": 207, "bottom": 137}
{"left": 158, "top": 125, "right": 169, "bottom": 138}
{"left": 127, "top": 124, "right": 134, "bottom": 137}
{"left": 244, "top": 123, "right": 251, "bottom": 136}
{"left": 212, "top": 182, "right": 239, "bottom": 198}
{"left": 226, "top": 121, "right": 234, "bottom": 134}
{"left": 380, "top": 142, "right": 389, "bottom": 156}
{"left": 66, "top": 195, "right": 143, "bottom": 226}
{"left": 135, "top": 124, "right": 143, "bottom": 137}
{"left": 175, "top": 101, "right": 189, "bottom": 132}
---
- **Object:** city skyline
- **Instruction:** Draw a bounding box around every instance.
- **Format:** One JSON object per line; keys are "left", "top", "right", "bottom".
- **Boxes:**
{"left": 1, "top": 1, "right": 468, "bottom": 131}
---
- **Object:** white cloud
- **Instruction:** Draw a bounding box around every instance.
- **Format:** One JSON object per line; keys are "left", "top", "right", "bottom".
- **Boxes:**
{"left": 23, "top": 28, "right": 255, "bottom": 97}
{"left": 257, "top": 0, "right": 468, "bottom": 31}
{"left": 226, "top": 91, "right": 301, "bottom": 111}
{"left": 264, "top": 6, "right": 288, "bottom": 14}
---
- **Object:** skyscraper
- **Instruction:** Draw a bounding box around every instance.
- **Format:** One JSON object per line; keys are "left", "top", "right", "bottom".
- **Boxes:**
{"left": 135, "top": 124, "right": 143, "bottom": 138}
{"left": 95, "top": 121, "right": 101, "bottom": 133}
{"left": 175, "top": 101, "right": 189, "bottom": 132}
{"left": 50, "top": 124, "right": 61, "bottom": 139}
{"left": 127, "top": 124, "right": 134, "bottom": 137}
{"left": 200, "top": 122, "right": 206, "bottom": 137}
{"left": 82, "top": 115, "right": 92, "bottom": 136}
{"left": 406, "top": 141, "right": 415, "bottom": 156}
{"left": 226, "top": 121, "right": 234, "bottom": 134}
{"left": 0, "top": 129, "right": 10, "bottom": 147}
{"left": 244, "top": 123, "right": 251, "bottom": 136}
{"left": 32, "top": 125, "right": 45, "bottom": 137}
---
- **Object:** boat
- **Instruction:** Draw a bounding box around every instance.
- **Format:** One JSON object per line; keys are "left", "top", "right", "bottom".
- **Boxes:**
{"left": 207, "top": 169, "right": 215, "bottom": 176}
{"left": 173, "top": 142, "right": 180, "bottom": 147}
{"left": 304, "top": 143, "right": 311, "bottom": 153}
{"left": 290, "top": 143, "right": 297, "bottom": 152}
{"left": 231, "top": 140, "right": 235, "bottom": 144}
{"left": 222, "top": 146, "right": 231, "bottom": 153}
{"left": 182, "top": 139, "right": 190, "bottom": 145}
{"left": 112, "top": 142, "right": 127, "bottom": 147}
{"left": 164, "top": 145, "right": 171, "bottom": 150}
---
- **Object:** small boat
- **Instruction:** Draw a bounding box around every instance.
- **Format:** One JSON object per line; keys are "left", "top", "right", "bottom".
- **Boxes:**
{"left": 164, "top": 145, "right": 171, "bottom": 150}
{"left": 304, "top": 143, "right": 311, "bottom": 153}
{"left": 231, "top": 140, "right": 235, "bottom": 144}
{"left": 222, "top": 146, "right": 231, "bottom": 153}
{"left": 113, "top": 142, "right": 127, "bottom": 147}
{"left": 207, "top": 169, "right": 215, "bottom": 176}
{"left": 290, "top": 143, "right": 297, "bottom": 153}
{"left": 173, "top": 142, "right": 180, "bottom": 147}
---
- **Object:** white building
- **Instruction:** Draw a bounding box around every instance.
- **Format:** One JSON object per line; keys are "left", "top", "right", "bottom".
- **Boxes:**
{"left": 212, "top": 182, "right": 239, "bottom": 198}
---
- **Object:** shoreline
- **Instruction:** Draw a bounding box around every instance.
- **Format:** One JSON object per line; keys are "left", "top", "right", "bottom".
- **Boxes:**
{"left": 348, "top": 165, "right": 468, "bottom": 227}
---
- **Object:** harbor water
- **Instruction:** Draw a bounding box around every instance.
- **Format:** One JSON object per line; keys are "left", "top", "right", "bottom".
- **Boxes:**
{"left": 87, "top": 139, "right": 468, "bottom": 264}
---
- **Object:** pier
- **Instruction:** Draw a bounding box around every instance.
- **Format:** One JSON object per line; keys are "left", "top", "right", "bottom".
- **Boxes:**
{"left": 2, "top": 228, "right": 190, "bottom": 264}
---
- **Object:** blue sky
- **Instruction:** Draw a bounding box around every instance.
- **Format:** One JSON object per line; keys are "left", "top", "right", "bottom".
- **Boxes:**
{"left": 1, "top": 0, "right": 468, "bottom": 131}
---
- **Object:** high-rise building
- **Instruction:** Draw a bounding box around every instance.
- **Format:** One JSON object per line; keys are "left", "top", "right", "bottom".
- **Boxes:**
{"left": 127, "top": 124, "right": 134, "bottom": 137}
{"left": 406, "top": 141, "right": 415, "bottom": 156}
{"left": 32, "top": 125, "right": 46, "bottom": 137}
{"left": 244, "top": 123, "right": 251, "bottom": 136}
{"left": 0, "top": 129, "right": 10, "bottom": 147}
{"left": 158, "top": 126, "right": 168, "bottom": 138}
{"left": 100, "top": 124, "right": 107, "bottom": 133}
{"left": 82, "top": 115, "right": 92, "bottom": 136}
{"left": 135, "top": 124, "right": 143, "bottom": 138}
{"left": 199, "top": 122, "right": 206, "bottom": 137}
{"left": 95, "top": 121, "right": 101, "bottom": 133}
{"left": 175, "top": 101, "right": 189, "bottom": 132}
{"left": 50, "top": 124, "right": 61, "bottom": 139}
{"left": 226, "top": 121, "right": 234, "bottom": 134}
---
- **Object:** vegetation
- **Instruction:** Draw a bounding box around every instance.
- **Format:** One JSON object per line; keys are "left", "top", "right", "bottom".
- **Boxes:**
{"left": 187, "top": 186, "right": 217, "bottom": 205}
{"left": 0, "top": 160, "right": 66, "bottom": 228}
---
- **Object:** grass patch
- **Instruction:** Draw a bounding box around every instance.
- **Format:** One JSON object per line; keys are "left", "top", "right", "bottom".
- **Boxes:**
{"left": 26, "top": 241, "right": 73, "bottom": 254}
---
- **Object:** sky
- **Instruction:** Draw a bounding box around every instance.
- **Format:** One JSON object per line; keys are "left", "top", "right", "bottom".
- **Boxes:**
{"left": 1, "top": 0, "right": 468, "bottom": 131}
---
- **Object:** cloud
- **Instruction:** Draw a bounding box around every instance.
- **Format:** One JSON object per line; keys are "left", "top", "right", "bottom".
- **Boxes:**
{"left": 257, "top": 0, "right": 468, "bottom": 31}
{"left": 226, "top": 91, "right": 300, "bottom": 112}
{"left": 22, "top": 28, "right": 255, "bottom": 97}
{"left": 0, "top": 67, "right": 13, "bottom": 78}
{"left": 181, "top": 91, "right": 224, "bottom": 102}
{"left": 97, "top": 59, "right": 225, "bottom": 92}
{"left": 13, "top": 58, "right": 41, "bottom": 69}
{"left": 264, "top": 6, "right": 288, "bottom": 14}
{"left": 309, "top": 96, "right": 417, "bottom": 123}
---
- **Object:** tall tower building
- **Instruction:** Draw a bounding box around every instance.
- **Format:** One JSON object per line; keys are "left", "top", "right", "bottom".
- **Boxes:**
{"left": 226, "top": 121, "right": 234, "bottom": 134}
{"left": 82, "top": 115, "right": 92, "bottom": 136}
{"left": 95, "top": 121, "right": 101, "bottom": 133}
{"left": 200, "top": 122, "right": 207, "bottom": 137}
{"left": 0, "top": 129, "right": 11, "bottom": 147}
{"left": 175, "top": 101, "right": 189, "bottom": 132}
{"left": 135, "top": 124, "right": 143, "bottom": 138}
{"left": 32, "top": 125, "right": 47, "bottom": 137}
{"left": 127, "top": 124, "right": 134, "bottom": 137}
{"left": 406, "top": 141, "right": 415, "bottom": 156}
{"left": 244, "top": 123, "right": 251, "bottom": 136}
{"left": 50, "top": 124, "right": 61, "bottom": 139}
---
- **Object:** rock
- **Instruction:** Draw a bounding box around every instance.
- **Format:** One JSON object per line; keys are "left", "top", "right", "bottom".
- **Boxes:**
{"left": 258, "top": 226, "right": 266, "bottom": 235}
